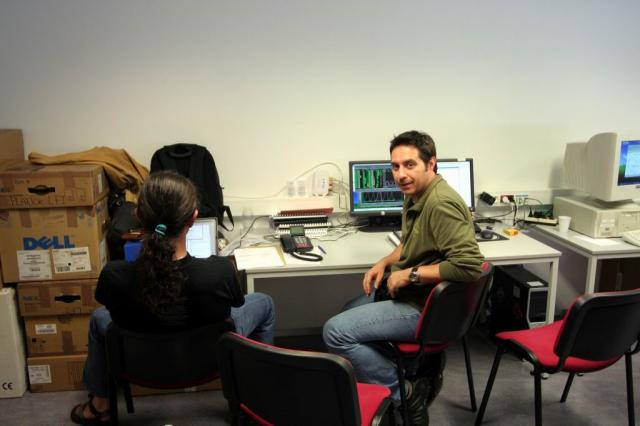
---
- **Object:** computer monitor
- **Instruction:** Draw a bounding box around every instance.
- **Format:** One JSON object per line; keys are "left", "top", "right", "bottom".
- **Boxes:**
{"left": 564, "top": 132, "right": 640, "bottom": 202}
{"left": 349, "top": 158, "right": 475, "bottom": 230}
{"left": 437, "top": 158, "right": 475, "bottom": 211}
{"left": 186, "top": 218, "right": 218, "bottom": 258}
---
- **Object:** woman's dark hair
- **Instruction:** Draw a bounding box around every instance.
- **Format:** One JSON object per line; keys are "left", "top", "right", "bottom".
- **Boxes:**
{"left": 135, "top": 171, "right": 198, "bottom": 316}
{"left": 389, "top": 130, "right": 438, "bottom": 173}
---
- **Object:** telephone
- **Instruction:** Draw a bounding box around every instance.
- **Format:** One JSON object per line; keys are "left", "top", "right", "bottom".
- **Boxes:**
{"left": 280, "top": 234, "right": 313, "bottom": 252}
{"left": 280, "top": 226, "right": 322, "bottom": 261}
{"left": 280, "top": 225, "right": 314, "bottom": 253}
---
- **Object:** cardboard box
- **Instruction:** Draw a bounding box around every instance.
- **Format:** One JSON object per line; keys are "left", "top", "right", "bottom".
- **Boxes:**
{"left": 0, "top": 130, "right": 25, "bottom": 170}
{"left": 27, "top": 354, "right": 86, "bottom": 392}
{"left": 0, "top": 288, "right": 27, "bottom": 398}
{"left": 0, "top": 197, "right": 109, "bottom": 283}
{"left": 0, "top": 163, "right": 108, "bottom": 209}
{"left": 24, "top": 315, "right": 90, "bottom": 356}
{"left": 17, "top": 278, "right": 100, "bottom": 317}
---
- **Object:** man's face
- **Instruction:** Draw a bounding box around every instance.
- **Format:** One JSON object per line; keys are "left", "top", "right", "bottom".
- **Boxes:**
{"left": 391, "top": 145, "right": 436, "bottom": 200}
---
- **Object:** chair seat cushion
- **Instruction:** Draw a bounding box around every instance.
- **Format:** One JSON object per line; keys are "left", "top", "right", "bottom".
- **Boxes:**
{"left": 356, "top": 383, "right": 391, "bottom": 426}
{"left": 497, "top": 321, "right": 621, "bottom": 372}
{"left": 394, "top": 341, "right": 452, "bottom": 355}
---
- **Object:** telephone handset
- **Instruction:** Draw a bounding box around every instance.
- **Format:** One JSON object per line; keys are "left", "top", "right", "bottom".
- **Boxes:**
{"left": 280, "top": 226, "right": 322, "bottom": 262}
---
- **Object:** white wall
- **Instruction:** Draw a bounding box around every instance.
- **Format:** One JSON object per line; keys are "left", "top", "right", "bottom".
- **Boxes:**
{"left": 2, "top": 0, "right": 640, "bottom": 211}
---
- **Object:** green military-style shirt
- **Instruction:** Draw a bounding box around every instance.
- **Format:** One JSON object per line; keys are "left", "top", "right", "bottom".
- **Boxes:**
{"left": 391, "top": 175, "right": 484, "bottom": 309}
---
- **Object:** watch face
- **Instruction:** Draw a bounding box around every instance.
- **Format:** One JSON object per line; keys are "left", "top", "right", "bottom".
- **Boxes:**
{"left": 410, "top": 267, "right": 419, "bottom": 282}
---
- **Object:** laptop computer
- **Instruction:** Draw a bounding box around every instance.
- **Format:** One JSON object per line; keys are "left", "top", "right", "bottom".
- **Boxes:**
{"left": 186, "top": 218, "right": 218, "bottom": 258}
{"left": 123, "top": 218, "right": 218, "bottom": 262}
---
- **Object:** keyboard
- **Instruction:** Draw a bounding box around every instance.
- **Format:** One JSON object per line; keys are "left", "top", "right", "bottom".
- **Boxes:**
{"left": 620, "top": 229, "right": 640, "bottom": 247}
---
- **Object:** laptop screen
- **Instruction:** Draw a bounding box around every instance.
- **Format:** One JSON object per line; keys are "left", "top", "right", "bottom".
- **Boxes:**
{"left": 186, "top": 218, "right": 218, "bottom": 258}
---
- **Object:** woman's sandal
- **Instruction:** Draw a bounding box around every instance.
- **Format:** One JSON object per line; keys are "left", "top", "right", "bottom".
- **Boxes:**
{"left": 70, "top": 396, "right": 110, "bottom": 425}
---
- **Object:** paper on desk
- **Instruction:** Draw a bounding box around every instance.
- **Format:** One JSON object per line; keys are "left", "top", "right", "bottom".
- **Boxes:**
{"left": 574, "top": 235, "right": 620, "bottom": 246}
{"left": 234, "top": 247, "right": 284, "bottom": 270}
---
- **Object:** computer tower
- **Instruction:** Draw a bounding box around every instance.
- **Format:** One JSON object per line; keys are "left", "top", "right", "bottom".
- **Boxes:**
{"left": 488, "top": 265, "right": 548, "bottom": 334}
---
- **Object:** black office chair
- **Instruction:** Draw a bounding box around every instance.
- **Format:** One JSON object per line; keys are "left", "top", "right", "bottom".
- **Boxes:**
{"left": 217, "top": 332, "right": 394, "bottom": 426}
{"left": 475, "top": 288, "right": 640, "bottom": 426}
{"left": 105, "top": 320, "right": 234, "bottom": 425}
{"left": 382, "top": 264, "right": 494, "bottom": 426}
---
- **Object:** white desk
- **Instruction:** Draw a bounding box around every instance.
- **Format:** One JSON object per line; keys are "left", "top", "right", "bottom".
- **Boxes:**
{"left": 244, "top": 226, "right": 560, "bottom": 330}
{"left": 530, "top": 226, "right": 640, "bottom": 294}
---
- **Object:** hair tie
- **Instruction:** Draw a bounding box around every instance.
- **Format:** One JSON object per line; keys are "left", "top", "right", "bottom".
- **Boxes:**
{"left": 154, "top": 224, "right": 167, "bottom": 236}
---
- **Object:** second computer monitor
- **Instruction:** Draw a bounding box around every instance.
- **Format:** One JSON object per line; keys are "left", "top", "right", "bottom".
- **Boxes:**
{"left": 437, "top": 158, "right": 475, "bottom": 211}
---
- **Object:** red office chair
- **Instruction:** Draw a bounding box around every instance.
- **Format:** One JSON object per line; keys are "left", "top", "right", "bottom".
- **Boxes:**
{"left": 105, "top": 320, "right": 233, "bottom": 425}
{"left": 217, "top": 332, "right": 394, "bottom": 426}
{"left": 383, "top": 264, "right": 494, "bottom": 426}
{"left": 475, "top": 288, "right": 640, "bottom": 426}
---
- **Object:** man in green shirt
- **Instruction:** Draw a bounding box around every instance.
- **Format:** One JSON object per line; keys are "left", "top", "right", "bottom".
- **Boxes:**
{"left": 323, "top": 130, "right": 483, "bottom": 425}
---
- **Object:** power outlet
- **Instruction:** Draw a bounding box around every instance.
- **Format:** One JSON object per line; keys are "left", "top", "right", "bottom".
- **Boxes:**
{"left": 499, "top": 194, "right": 514, "bottom": 204}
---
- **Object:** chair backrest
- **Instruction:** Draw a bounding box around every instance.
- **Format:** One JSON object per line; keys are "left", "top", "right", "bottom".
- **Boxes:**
{"left": 217, "top": 332, "right": 363, "bottom": 426}
{"left": 416, "top": 264, "right": 494, "bottom": 345}
{"left": 106, "top": 320, "right": 233, "bottom": 389}
{"left": 554, "top": 287, "right": 640, "bottom": 363}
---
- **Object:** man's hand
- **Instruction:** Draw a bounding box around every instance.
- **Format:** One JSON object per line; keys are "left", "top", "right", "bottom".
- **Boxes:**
{"left": 362, "top": 261, "right": 387, "bottom": 296}
{"left": 386, "top": 269, "right": 411, "bottom": 298}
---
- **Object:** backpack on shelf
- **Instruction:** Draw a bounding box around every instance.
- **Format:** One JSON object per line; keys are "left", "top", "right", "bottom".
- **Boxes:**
{"left": 106, "top": 190, "right": 142, "bottom": 260}
{"left": 150, "top": 143, "right": 234, "bottom": 230}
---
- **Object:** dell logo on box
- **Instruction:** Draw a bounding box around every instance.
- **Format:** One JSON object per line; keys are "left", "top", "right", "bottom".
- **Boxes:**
{"left": 23, "top": 236, "right": 75, "bottom": 250}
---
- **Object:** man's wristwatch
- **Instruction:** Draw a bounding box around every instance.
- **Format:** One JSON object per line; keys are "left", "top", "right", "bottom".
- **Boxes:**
{"left": 409, "top": 266, "right": 420, "bottom": 283}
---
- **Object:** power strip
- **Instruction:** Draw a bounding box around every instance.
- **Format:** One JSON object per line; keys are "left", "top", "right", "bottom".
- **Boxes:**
{"left": 523, "top": 217, "right": 558, "bottom": 226}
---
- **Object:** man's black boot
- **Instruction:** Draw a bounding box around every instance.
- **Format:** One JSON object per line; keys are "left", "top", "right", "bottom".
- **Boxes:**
{"left": 420, "top": 352, "right": 446, "bottom": 407}
{"left": 405, "top": 376, "right": 430, "bottom": 425}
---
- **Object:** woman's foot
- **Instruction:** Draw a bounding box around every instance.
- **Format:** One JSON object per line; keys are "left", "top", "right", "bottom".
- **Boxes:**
{"left": 70, "top": 395, "right": 109, "bottom": 425}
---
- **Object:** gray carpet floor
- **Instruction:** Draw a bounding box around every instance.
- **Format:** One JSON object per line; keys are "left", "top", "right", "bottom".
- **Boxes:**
{"left": 1, "top": 329, "right": 638, "bottom": 425}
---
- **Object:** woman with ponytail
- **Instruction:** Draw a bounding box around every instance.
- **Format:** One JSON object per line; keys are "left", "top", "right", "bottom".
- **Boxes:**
{"left": 71, "top": 171, "right": 275, "bottom": 425}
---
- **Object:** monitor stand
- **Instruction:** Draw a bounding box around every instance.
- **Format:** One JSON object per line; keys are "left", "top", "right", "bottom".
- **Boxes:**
{"left": 359, "top": 216, "right": 402, "bottom": 233}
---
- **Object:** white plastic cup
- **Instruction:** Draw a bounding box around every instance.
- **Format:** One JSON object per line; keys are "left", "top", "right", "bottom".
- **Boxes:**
{"left": 557, "top": 216, "right": 571, "bottom": 233}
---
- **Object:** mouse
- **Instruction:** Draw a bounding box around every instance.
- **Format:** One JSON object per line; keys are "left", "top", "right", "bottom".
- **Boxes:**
{"left": 480, "top": 229, "right": 494, "bottom": 240}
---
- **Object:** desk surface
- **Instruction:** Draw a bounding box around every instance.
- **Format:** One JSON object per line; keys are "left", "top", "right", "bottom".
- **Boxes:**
{"left": 532, "top": 225, "right": 640, "bottom": 257}
{"left": 244, "top": 225, "right": 560, "bottom": 273}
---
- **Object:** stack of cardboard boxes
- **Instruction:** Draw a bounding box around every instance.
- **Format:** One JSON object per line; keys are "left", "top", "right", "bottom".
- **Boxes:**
{"left": 0, "top": 142, "right": 110, "bottom": 392}
{"left": 18, "top": 279, "right": 102, "bottom": 392}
